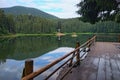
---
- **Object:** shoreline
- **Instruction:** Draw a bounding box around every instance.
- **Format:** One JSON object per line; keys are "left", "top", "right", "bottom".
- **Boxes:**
{"left": 0, "top": 33, "right": 120, "bottom": 38}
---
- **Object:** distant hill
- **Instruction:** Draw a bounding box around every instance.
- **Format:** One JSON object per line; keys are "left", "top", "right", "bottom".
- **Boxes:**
{"left": 1, "top": 6, "right": 58, "bottom": 19}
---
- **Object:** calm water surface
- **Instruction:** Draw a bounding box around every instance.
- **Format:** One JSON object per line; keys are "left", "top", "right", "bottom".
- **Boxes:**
{"left": 0, "top": 34, "right": 119, "bottom": 80}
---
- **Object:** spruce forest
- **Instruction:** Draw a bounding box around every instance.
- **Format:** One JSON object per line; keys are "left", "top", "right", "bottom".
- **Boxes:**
{"left": 0, "top": 5, "right": 120, "bottom": 35}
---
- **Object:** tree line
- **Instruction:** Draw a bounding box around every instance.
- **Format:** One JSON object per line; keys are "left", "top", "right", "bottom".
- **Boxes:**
{"left": 0, "top": 9, "right": 57, "bottom": 35}
{"left": 0, "top": 9, "right": 120, "bottom": 35}
{"left": 14, "top": 15, "right": 57, "bottom": 34}
{"left": 61, "top": 18, "right": 120, "bottom": 33}
{"left": 0, "top": 9, "right": 15, "bottom": 34}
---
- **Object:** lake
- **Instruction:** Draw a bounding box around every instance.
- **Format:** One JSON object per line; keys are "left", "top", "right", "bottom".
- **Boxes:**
{"left": 0, "top": 34, "right": 119, "bottom": 80}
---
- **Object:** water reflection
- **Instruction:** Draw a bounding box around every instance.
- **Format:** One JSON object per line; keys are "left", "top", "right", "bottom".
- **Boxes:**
{"left": 0, "top": 59, "right": 24, "bottom": 80}
{"left": 34, "top": 47, "right": 74, "bottom": 80}
{"left": 0, "top": 47, "right": 74, "bottom": 80}
{"left": 0, "top": 36, "right": 59, "bottom": 61}
{"left": 96, "top": 34, "right": 119, "bottom": 42}
{"left": 0, "top": 34, "right": 93, "bottom": 62}
{"left": 0, "top": 34, "right": 93, "bottom": 80}
{"left": 0, "top": 34, "right": 118, "bottom": 80}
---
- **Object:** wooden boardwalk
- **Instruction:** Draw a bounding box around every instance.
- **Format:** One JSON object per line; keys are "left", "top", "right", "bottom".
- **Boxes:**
{"left": 57, "top": 42, "right": 120, "bottom": 80}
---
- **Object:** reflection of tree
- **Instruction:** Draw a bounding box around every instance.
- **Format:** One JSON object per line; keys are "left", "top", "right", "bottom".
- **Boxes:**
{"left": 57, "top": 36, "right": 62, "bottom": 47}
{"left": 96, "top": 35, "right": 118, "bottom": 42}
{"left": 1, "top": 34, "right": 116, "bottom": 61}
{"left": 11, "top": 36, "right": 59, "bottom": 60}
{"left": 0, "top": 59, "right": 6, "bottom": 65}
{"left": 0, "top": 35, "right": 94, "bottom": 61}
{"left": 0, "top": 38, "right": 16, "bottom": 64}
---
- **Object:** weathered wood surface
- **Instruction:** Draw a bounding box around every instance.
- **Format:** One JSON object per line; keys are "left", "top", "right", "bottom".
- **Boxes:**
{"left": 57, "top": 42, "right": 120, "bottom": 80}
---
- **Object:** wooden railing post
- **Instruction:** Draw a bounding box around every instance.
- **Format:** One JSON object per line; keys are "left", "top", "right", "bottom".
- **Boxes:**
{"left": 22, "top": 60, "right": 33, "bottom": 80}
{"left": 88, "top": 38, "right": 91, "bottom": 48}
{"left": 76, "top": 42, "right": 80, "bottom": 65}
{"left": 69, "top": 52, "right": 75, "bottom": 67}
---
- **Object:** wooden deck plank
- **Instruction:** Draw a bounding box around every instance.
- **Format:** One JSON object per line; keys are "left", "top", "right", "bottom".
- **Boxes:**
{"left": 97, "top": 58, "right": 105, "bottom": 80}
{"left": 116, "top": 59, "right": 120, "bottom": 71}
{"left": 88, "top": 58, "right": 99, "bottom": 80}
{"left": 118, "top": 54, "right": 120, "bottom": 59}
{"left": 80, "top": 57, "right": 96, "bottom": 80}
{"left": 57, "top": 42, "right": 120, "bottom": 80}
{"left": 110, "top": 59, "right": 120, "bottom": 80}
{"left": 105, "top": 55, "right": 112, "bottom": 80}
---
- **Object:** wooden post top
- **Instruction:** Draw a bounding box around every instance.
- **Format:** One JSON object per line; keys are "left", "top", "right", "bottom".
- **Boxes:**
{"left": 76, "top": 41, "right": 80, "bottom": 48}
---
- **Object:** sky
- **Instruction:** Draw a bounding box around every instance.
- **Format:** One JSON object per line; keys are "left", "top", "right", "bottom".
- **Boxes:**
{"left": 0, "top": 0, "right": 81, "bottom": 18}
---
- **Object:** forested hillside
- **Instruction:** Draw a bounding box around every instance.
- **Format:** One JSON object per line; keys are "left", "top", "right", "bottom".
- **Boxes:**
{"left": 1, "top": 6, "right": 58, "bottom": 19}
{"left": 0, "top": 9, "right": 58, "bottom": 35}
{"left": 14, "top": 15, "right": 57, "bottom": 33}
{"left": 0, "top": 9, "right": 15, "bottom": 34}
{"left": 0, "top": 7, "right": 120, "bottom": 35}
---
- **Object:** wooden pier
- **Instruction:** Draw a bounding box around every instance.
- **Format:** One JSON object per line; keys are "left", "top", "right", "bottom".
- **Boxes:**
{"left": 57, "top": 42, "right": 120, "bottom": 80}
{"left": 22, "top": 35, "right": 120, "bottom": 80}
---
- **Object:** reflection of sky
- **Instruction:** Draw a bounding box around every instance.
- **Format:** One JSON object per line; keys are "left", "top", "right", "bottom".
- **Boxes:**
{"left": 0, "top": 47, "right": 74, "bottom": 80}
{"left": 34, "top": 47, "right": 74, "bottom": 80}
{"left": 0, "top": 60, "right": 24, "bottom": 80}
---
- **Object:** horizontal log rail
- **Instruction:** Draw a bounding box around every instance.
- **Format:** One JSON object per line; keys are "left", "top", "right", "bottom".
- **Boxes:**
{"left": 44, "top": 53, "right": 77, "bottom": 80}
{"left": 22, "top": 35, "right": 96, "bottom": 80}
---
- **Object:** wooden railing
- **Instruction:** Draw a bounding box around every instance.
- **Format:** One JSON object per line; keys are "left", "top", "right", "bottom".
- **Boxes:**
{"left": 22, "top": 35, "right": 96, "bottom": 80}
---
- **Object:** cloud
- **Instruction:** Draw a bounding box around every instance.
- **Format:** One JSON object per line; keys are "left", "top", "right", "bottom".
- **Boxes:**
{"left": 0, "top": 0, "right": 17, "bottom": 8}
{"left": 37, "top": 0, "right": 80, "bottom": 18}
{"left": 18, "top": 0, "right": 33, "bottom": 3}
{"left": 0, "top": 0, "right": 80, "bottom": 18}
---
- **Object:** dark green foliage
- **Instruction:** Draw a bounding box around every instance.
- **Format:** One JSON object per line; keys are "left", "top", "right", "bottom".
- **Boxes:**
{"left": 77, "top": 0, "right": 99, "bottom": 24}
{"left": 61, "top": 18, "right": 92, "bottom": 32}
{"left": 6, "top": 15, "right": 15, "bottom": 33}
{"left": 0, "top": 9, "right": 15, "bottom": 35}
{"left": 0, "top": 8, "right": 57, "bottom": 35}
{"left": 77, "top": 0, "right": 119, "bottom": 24}
{"left": 61, "top": 18, "right": 120, "bottom": 33}
{"left": 115, "top": 12, "right": 120, "bottom": 23}
{"left": 92, "top": 21, "right": 120, "bottom": 33}
{"left": 1, "top": 6, "right": 58, "bottom": 19}
{"left": 0, "top": 6, "right": 59, "bottom": 34}
{"left": 14, "top": 15, "right": 57, "bottom": 33}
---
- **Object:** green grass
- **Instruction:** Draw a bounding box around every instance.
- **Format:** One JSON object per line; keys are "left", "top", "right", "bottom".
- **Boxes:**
{"left": 65, "top": 32, "right": 120, "bottom": 35}
{"left": 0, "top": 33, "right": 120, "bottom": 38}
{"left": 0, "top": 33, "right": 55, "bottom": 38}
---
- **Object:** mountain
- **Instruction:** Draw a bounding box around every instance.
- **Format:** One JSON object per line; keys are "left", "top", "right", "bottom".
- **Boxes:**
{"left": 1, "top": 6, "right": 58, "bottom": 19}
